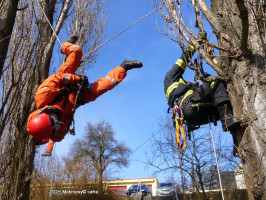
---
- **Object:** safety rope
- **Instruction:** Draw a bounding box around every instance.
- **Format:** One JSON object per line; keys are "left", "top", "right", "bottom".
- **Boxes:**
{"left": 36, "top": 0, "right": 162, "bottom": 62}
{"left": 68, "top": 77, "right": 85, "bottom": 135}
{"left": 82, "top": 4, "right": 163, "bottom": 60}
{"left": 36, "top": 0, "right": 62, "bottom": 47}
{"left": 208, "top": 117, "right": 225, "bottom": 200}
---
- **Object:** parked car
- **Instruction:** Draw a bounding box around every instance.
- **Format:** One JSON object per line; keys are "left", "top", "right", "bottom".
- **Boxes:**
{"left": 126, "top": 184, "right": 152, "bottom": 196}
{"left": 156, "top": 182, "right": 176, "bottom": 197}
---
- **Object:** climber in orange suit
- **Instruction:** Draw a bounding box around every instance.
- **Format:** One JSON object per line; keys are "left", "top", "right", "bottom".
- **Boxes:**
{"left": 27, "top": 36, "right": 143, "bottom": 156}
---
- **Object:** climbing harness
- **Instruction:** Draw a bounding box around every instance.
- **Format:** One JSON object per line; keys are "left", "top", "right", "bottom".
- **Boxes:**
{"left": 68, "top": 76, "right": 86, "bottom": 135}
{"left": 172, "top": 102, "right": 187, "bottom": 152}
{"left": 36, "top": 0, "right": 62, "bottom": 47}
{"left": 46, "top": 76, "right": 85, "bottom": 136}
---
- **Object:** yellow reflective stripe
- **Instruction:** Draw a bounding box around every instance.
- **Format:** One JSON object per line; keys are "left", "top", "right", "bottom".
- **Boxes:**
{"left": 179, "top": 78, "right": 185, "bottom": 85}
{"left": 187, "top": 44, "right": 195, "bottom": 53}
{"left": 166, "top": 78, "right": 186, "bottom": 101}
{"left": 166, "top": 82, "right": 179, "bottom": 101}
{"left": 175, "top": 59, "right": 187, "bottom": 71}
{"left": 180, "top": 90, "right": 193, "bottom": 107}
{"left": 210, "top": 80, "right": 218, "bottom": 89}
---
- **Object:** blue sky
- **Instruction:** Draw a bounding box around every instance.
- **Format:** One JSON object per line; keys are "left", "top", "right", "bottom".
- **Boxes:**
{"left": 40, "top": 0, "right": 235, "bottom": 182}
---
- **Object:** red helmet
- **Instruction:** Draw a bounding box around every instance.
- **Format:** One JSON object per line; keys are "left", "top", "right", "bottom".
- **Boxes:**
{"left": 28, "top": 113, "right": 54, "bottom": 139}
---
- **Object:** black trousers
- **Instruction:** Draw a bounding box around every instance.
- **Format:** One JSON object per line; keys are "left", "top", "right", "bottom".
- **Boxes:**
{"left": 181, "top": 81, "right": 230, "bottom": 126}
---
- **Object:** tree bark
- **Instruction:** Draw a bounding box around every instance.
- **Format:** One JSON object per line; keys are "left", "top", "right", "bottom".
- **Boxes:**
{"left": 1, "top": 0, "right": 67, "bottom": 199}
{"left": 210, "top": 1, "right": 266, "bottom": 199}
{"left": 0, "top": 0, "right": 20, "bottom": 78}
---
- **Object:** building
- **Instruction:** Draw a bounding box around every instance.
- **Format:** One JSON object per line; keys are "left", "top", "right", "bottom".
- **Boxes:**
{"left": 104, "top": 177, "right": 159, "bottom": 196}
{"left": 197, "top": 165, "right": 237, "bottom": 190}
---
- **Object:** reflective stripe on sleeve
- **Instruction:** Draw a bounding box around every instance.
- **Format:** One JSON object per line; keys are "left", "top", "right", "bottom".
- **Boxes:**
{"left": 175, "top": 59, "right": 187, "bottom": 71}
{"left": 166, "top": 78, "right": 186, "bottom": 101}
{"left": 105, "top": 76, "right": 117, "bottom": 86}
{"left": 48, "top": 141, "right": 54, "bottom": 144}
{"left": 210, "top": 80, "right": 218, "bottom": 89}
{"left": 64, "top": 74, "right": 70, "bottom": 85}
{"left": 69, "top": 45, "right": 79, "bottom": 50}
{"left": 180, "top": 90, "right": 193, "bottom": 107}
{"left": 187, "top": 45, "right": 195, "bottom": 53}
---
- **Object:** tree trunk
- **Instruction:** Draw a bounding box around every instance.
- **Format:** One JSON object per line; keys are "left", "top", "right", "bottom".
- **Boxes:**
{"left": 99, "top": 163, "right": 104, "bottom": 195}
{"left": 1, "top": 1, "right": 61, "bottom": 199}
{"left": 0, "top": 0, "right": 20, "bottom": 78}
{"left": 210, "top": 1, "right": 266, "bottom": 199}
{"left": 231, "top": 53, "right": 266, "bottom": 200}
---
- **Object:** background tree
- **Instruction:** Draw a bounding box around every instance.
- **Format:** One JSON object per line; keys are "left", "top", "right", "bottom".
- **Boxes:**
{"left": 0, "top": 0, "right": 107, "bottom": 199}
{"left": 31, "top": 152, "right": 98, "bottom": 199}
{"left": 73, "top": 120, "right": 131, "bottom": 194}
{"left": 0, "top": 0, "right": 21, "bottom": 78}
{"left": 152, "top": 1, "right": 265, "bottom": 199}
{"left": 147, "top": 115, "right": 239, "bottom": 200}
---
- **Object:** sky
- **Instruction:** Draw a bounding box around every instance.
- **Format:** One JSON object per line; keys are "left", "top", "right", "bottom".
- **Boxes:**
{"left": 40, "top": 0, "right": 236, "bottom": 183}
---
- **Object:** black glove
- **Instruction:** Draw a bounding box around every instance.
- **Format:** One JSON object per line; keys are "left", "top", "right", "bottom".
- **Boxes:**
{"left": 79, "top": 75, "right": 89, "bottom": 86}
{"left": 66, "top": 35, "right": 78, "bottom": 44}
{"left": 197, "top": 31, "right": 207, "bottom": 43}
{"left": 61, "top": 35, "right": 78, "bottom": 54}
{"left": 41, "top": 152, "right": 51, "bottom": 157}
{"left": 121, "top": 59, "right": 143, "bottom": 71}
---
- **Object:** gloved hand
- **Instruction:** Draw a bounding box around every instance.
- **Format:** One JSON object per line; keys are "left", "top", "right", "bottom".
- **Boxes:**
{"left": 66, "top": 35, "right": 78, "bottom": 44}
{"left": 121, "top": 59, "right": 143, "bottom": 71}
{"left": 197, "top": 31, "right": 207, "bottom": 43}
{"left": 203, "top": 73, "right": 211, "bottom": 78}
{"left": 79, "top": 75, "right": 89, "bottom": 86}
{"left": 61, "top": 35, "right": 78, "bottom": 54}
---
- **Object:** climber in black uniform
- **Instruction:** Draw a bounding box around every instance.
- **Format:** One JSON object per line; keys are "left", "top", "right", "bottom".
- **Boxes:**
{"left": 164, "top": 31, "right": 241, "bottom": 134}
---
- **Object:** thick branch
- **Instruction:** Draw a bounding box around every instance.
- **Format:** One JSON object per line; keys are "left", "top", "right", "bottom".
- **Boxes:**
{"left": 192, "top": 0, "right": 203, "bottom": 31}
{"left": 197, "top": 0, "right": 224, "bottom": 34}
{"left": 41, "top": 0, "right": 71, "bottom": 73}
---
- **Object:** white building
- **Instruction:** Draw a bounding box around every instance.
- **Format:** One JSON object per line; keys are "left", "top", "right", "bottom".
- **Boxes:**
{"left": 104, "top": 177, "right": 159, "bottom": 196}
{"left": 234, "top": 164, "right": 246, "bottom": 189}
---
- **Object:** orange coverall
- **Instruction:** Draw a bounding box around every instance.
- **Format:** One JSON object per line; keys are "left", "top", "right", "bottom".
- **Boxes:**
{"left": 27, "top": 42, "right": 127, "bottom": 153}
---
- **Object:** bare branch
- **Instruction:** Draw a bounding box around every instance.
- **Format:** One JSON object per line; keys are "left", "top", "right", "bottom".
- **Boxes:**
{"left": 192, "top": 0, "right": 203, "bottom": 31}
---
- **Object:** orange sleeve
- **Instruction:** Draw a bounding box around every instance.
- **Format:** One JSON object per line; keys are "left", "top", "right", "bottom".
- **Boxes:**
{"left": 56, "top": 73, "right": 81, "bottom": 86}
{"left": 82, "top": 66, "right": 127, "bottom": 102}
{"left": 46, "top": 139, "right": 54, "bottom": 153}
{"left": 57, "top": 42, "right": 83, "bottom": 74}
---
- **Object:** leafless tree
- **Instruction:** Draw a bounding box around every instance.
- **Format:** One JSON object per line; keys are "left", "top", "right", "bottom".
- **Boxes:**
{"left": 73, "top": 120, "right": 131, "bottom": 194}
{"left": 152, "top": 1, "right": 266, "bottom": 199}
{"left": 147, "top": 115, "right": 239, "bottom": 200}
{"left": 0, "top": 0, "right": 21, "bottom": 78}
{"left": 0, "top": 0, "right": 107, "bottom": 199}
{"left": 31, "top": 152, "right": 98, "bottom": 199}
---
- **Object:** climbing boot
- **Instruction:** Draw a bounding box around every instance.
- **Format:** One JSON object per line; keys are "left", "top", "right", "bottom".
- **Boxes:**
{"left": 66, "top": 35, "right": 78, "bottom": 44}
{"left": 41, "top": 152, "right": 52, "bottom": 157}
{"left": 121, "top": 59, "right": 143, "bottom": 71}
{"left": 216, "top": 102, "right": 241, "bottom": 132}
